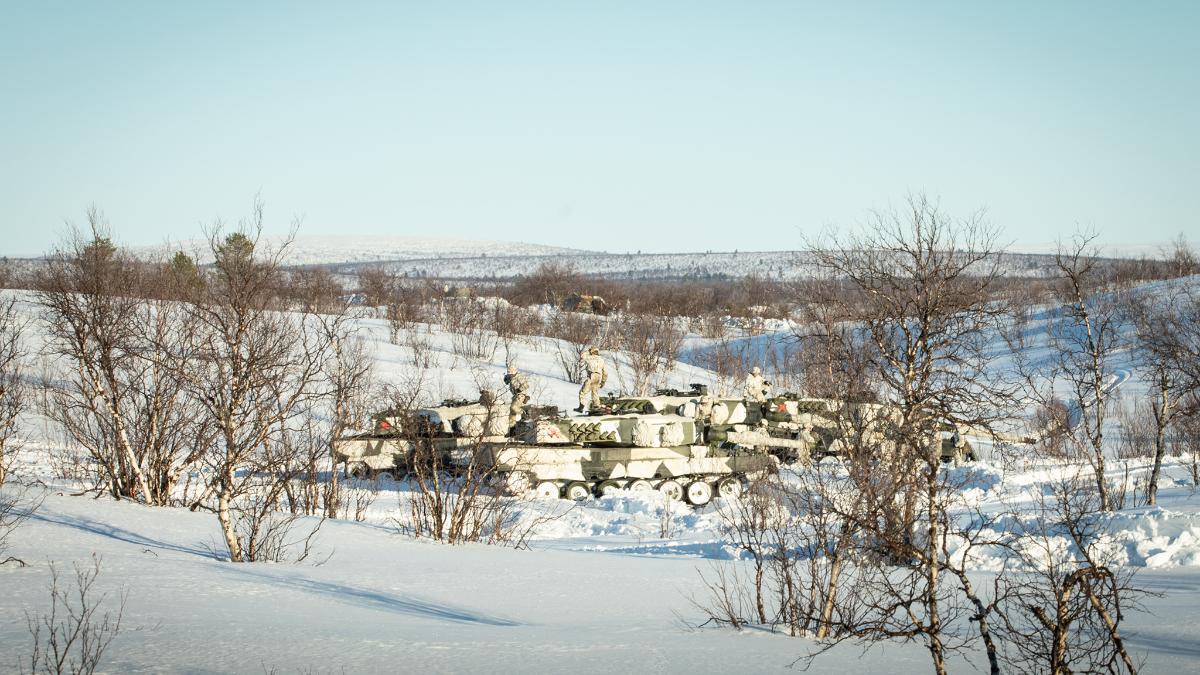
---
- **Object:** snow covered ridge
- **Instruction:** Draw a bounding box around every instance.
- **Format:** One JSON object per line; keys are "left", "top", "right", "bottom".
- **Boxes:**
{"left": 126, "top": 235, "right": 596, "bottom": 266}
{"left": 320, "top": 250, "right": 1148, "bottom": 281}
{"left": 7, "top": 236, "right": 1176, "bottom": 282}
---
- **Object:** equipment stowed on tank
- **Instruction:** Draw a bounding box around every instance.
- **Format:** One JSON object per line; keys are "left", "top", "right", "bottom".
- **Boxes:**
{"left": 332, "top": 398, "right": 515, "bottom": 482}
{"left": 599, "top": 385, "right": 833, "bottom": 466}
{"left": 600, "top": 385, "right": 1000, "bottom": 465}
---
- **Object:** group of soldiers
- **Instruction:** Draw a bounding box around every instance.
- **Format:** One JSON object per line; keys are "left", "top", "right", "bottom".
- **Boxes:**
{"left": 491, "top": 347, "right": 772, "bottom": 434}
{"left": 486, "top": 348, "right": 607, "bottom": 432}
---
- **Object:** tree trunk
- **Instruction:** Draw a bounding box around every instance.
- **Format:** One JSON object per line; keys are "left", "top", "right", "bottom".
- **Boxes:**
{"left": 925, "top": 465, "right": 947, "bottom": 675}
{"left": 816, "top": 553, "right": 843, "bottom": 640}
{"left": 954, "top": 568, "right": 1000, "bottom": 675}
{"left": 1083, "top": 576, "right": 1139, "bottom": 674}
{"left": 216, "top": 475, "right": 243, "bottom": 562}
{"left": 1146, "top": 374, "right": 1170, "bottom": 506}
{"left": 754, "top": 563, "right": 767, "bottom": 625}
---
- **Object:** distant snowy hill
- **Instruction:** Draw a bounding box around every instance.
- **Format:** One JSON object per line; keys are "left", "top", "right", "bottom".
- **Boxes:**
{"left": 321, "top": 249, "right": 1137, "bottom": 281}
{"left": 129, "top": 235, "right": 595, "bottom": 266}
{"left": 7, "top": 235, "right": 1176, "bottom": 282}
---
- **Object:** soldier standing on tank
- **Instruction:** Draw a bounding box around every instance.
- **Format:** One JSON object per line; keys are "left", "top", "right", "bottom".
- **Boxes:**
{"left": 504, "top": 364, "right": 530, "bottom": 433}
{"left": 576, "top": 347, "right": 607, "bottom": 413}
{"left": 743, "top": 366, "right": 770, "bottom": 403}
{"left": 695, "top": 393, "right": 717, "bottom": 442}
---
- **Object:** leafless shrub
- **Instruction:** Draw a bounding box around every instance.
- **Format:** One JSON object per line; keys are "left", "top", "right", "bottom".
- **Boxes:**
{"left": 386, "top": 289, "right": 428, "bottom": 344}
{"left": 225, "top": 487, "right": 326, "bottom": 564}
{"left": 657, "top": 494, "right": 678, "bottom": 539}
{"left": 284, "top": 267, "right": 344, "bottom": 314}
{"left": 1163, "top": 233, "right": 1197, "bottom": 278}
{"left": 507, "top": 261, "right": 584, "bottom": 307}
{"left": 383, "top": 390, "right": 531, "bottom": 545}
{"left": 712, "top": 482, "right": 777, "bottom": 625}
{"left": 443, "top": 298, "right": 499, "bottom": 361}
{"left": 269, "top": 311, "right": 376, "bottom": 521}
{"left": 1, "top": 486, "right": 41, "bottom": 567}
{"left": 277, "top": 423, "right": 332, "bottom": 517}
{"left": 0, "top": 296, "right": 26, "bottom": 486}
{"left": 1125, "top": 284, "right": 1200, "bottom": 504}
{"left": 546, "top": 312, "right": 609, "bottom": 384}
{"left": 1173, "top": 408, "right": 1200, "bottom": 487}
{"left": 995, "top": 472, "right": 1148, "bottom": 674}
{"left": 1029, "top": 398, "right": 1072, "bottom": 460}
{"left": 701, "top": 471, "right": 866, "bottom": 640}
{"left": 337, "top": 483, "right": 378, "bottom": 522}
{"left": 395, "top": 434, "right": 520, "bottom": 545}
{"left": 492, "top": 301, "right": 541, "bottom": 363}
{"left": 37, "top": 219, "right": 206, "bottom": 506}
{"left": 23, "top": 556, "right": 125, "bottom": 675}
{"left": 693, "top": 563, "right": 751, "bottom": 631}
{"left": 694, "top": 323, "right": 754, "bottom": 397}
{"left": 1112, "top": 395, "right": 1154, "bottom": 461}
{"left": 356, "top": 266, "right": 395, "bottom": 312}
{"left": 618, "top": 313, "right": 683, "bottom": 396}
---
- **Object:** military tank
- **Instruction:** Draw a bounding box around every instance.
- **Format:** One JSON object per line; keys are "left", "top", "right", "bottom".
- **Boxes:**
{"left": 597, "top": 386, "right": 835, "bottom": 465}
{"left": 600, "top": 386, "right": 999, "bottom": 465}
{"left": 333, "top": 397, "right": 779, "bottom": 506}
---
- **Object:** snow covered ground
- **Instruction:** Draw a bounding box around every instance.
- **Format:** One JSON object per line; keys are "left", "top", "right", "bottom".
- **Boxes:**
{"left": 3, "top": 282, "right": 1200, "bottom": 673}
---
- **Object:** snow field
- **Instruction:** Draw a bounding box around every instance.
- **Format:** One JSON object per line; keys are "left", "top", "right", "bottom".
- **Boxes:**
{"left": 3, "top": 276, "right": 1200, "bottom": 672}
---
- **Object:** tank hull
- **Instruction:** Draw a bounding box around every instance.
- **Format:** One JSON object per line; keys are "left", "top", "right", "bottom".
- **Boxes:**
{"left": 333, "top": 433, "right": 777, "bottom": 503}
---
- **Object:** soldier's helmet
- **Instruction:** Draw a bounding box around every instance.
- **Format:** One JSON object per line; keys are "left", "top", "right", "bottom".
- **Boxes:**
{"left": 751, "top": 366, "right": 762, "bottom": 376}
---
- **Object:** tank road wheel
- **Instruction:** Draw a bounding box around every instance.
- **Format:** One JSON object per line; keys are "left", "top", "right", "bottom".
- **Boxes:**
{"left": 564, "top": 482, "right": 592, "bottom": 501}
{"left": 685, "top": 480, "right": 714, "bottom": 506}
{"left": 657, "top": 479, "right": 684, "bottom": 502}
{"left": 347, "top": 463, "right": 370, "bottom": 480}
{"left": 534, "top": 481, "right": 561, "bottom": 500}
{"left": 716, "top": 477, "right": 744, "bottom": 500}
{"left": 628, "top": 479, "right": 654, "bottom": 493}
{"left": 596, "top": 480, "right": 623, "bottom": 497}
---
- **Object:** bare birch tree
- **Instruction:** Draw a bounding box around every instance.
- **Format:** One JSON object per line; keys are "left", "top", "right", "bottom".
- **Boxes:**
{"left": 178, "top": 204, "right": 334, "bottom": 562}
{"left": 804, "top": 194, "right": 1015, "bottom": 675}
{"left": 36, "top": 213, "right": 154, "bottom": 502}
{"left": 0, "top": 297, "right": 26, "bottom": 486}
{"left": 1126, "top": 285, "right": 1200, "bottom": 504}
{"left": 1044, "top": 233, "right": 1126, "bottom": 511}
{"left": 314, "top": 309, "right": 375, "bottom": 518}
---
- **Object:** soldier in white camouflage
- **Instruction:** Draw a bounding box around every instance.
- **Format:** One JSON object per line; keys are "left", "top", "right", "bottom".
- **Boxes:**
{"left": 743, "top": 366, "right": 770, "bottom": 403}
{"left": 576, "top": 347, "right": 607, "bottom": 413}
{"left": 695, "top": 392, "right": 717, "bottom": 442}
{"left": 504, "top": 364, "right": 530, "bottom": 429}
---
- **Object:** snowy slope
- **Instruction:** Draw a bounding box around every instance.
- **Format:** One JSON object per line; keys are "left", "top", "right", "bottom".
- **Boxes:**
{"left": 4, "top": 283, "right": 1200, "bottom": 673}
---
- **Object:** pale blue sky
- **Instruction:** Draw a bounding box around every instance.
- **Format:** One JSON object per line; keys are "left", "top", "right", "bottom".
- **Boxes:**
{"left": 2, "top": 1, "right": 1197, "bottom": 256}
